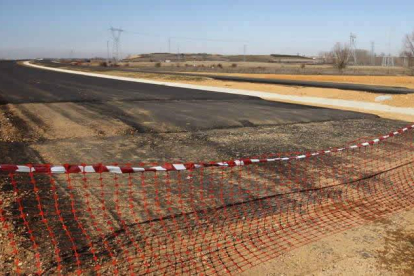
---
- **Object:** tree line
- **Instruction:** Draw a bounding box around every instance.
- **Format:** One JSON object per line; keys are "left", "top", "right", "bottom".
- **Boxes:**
{"left": 320, "top": 30, "right": 414, "bottom": 70}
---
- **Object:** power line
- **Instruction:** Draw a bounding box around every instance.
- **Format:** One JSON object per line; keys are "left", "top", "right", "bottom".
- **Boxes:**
{"left": 126, "top": 31, "right": 162, "bottom": 37}
{"left": 168, "top": 36, "right": 247, "bottom": 43}
{"left": 125, "top": 30, "right": 246, "bottom": 43}
{"left": 382, "top": 28, "right": 395, "bottom": 67}
{"left": 123, "top": 29, "right": 247, "bottom": 53}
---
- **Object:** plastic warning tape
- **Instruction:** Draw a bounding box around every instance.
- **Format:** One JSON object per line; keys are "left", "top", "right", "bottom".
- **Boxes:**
{"left": 1, "top": 124, "right": 413, "bottom": 174}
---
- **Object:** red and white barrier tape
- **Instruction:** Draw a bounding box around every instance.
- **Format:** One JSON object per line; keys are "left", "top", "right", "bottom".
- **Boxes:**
{"left": 1, "top": 124, "right": 413, "bottom": 174}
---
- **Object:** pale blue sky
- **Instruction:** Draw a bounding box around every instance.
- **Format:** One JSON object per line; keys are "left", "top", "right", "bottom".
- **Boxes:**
{"left": 0, "top": 0, "right": 413, "bottom": 59}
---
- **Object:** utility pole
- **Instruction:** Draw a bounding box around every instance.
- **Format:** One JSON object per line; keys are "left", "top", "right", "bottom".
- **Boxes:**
{"left": 168, "top": 38, "right": 171, "bottom": 53}
{"left": 110, "top": 27, "right": 124, "bottom": 63}
{"left": 370, "top": 41, "right": 375, "bottom": 66}
{"left": 177, "top": 45, "right": 180, "bottom": 62}
{"left": 349, "top": 33, "right": 357, "bottom": 65}
{"left": 382, "top": 30, "right": 395, "bottom": 67}
{"left": 106, "top": 40, "right": 110, "bottom": 64}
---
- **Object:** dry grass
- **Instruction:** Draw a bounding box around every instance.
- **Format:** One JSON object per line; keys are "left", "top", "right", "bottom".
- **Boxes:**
{"left": 115, "top": 61, "right": 412, "bottom": 76}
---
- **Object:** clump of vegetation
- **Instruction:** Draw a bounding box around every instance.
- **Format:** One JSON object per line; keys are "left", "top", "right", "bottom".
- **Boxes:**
{"left": 300, "top": 64, "right": 306, "bottom": 69}
{"left": 155, "top": 62, "right": 161, "bottom": 68}
{"left": 231, "top": 63, "right": 238, "bottom": 68}
{"left": 402, "top": 30, "right": 414, "bottom": 58}
{"left": 99, "top": 61, "right": 108, "bottom": 67}
{"left": 332, "top": 42, "right": 350, "bottom": 71}
{"left": 217, "top": 63, "right": 223, "bottom": 69}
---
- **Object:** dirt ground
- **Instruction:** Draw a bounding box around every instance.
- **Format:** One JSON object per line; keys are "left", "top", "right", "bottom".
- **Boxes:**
{"left": 2, "top": 61, "right": 413, "bottom": 275}
{"left": 243, "top": 208, "right": 414, "bottom": 276}
{"left": 2, "top": 117, "right": 413, "bottom": 275}
{"left": 189, "top": 72, "right": 414, "bottom": 89}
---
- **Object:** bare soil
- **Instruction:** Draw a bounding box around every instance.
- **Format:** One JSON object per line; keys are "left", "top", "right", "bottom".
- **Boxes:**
{"left": 243, "top": 208, "right": 414, "bottom": 276}
{"left": 3, "top": 61, "right": 413, "bottom": 275}
{"left": 190, "top": 72, "right": 414, "bottom": 89}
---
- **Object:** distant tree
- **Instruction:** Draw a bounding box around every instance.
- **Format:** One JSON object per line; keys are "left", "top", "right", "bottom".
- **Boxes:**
{"left": 402, "top": 30, "right": 414, "bottom": 58}
{"left": 332, "top": 42, "right": 350, "bottom": 71}
{"left": 318, "top": 51, "right": 334, "bottom": 64}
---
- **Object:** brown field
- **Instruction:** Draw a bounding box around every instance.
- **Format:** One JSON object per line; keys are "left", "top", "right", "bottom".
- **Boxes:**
{"left": 81, "top": 58, "right": 414, "bottom": 76}
{"left": 123, "top": 61, "right": 413, "bottom": 76}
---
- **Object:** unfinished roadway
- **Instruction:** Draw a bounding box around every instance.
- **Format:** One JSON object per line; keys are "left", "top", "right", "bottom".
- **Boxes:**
{"left": 0, "top": 60, "right": 409, "bottom": 166}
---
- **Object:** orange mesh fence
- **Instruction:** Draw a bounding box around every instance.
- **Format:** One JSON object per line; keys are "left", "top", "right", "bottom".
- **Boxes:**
{"left": 1, "top": 124, "right": 414, "bottom": 275}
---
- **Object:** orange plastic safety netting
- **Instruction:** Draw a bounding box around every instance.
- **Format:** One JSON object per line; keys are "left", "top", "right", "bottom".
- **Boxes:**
{"left": 1, "top": 124, "right": 414, "bottom": 275}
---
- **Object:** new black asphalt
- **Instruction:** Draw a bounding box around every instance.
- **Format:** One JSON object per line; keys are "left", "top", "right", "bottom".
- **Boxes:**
{"left": 1, "top": 61, "right": 405, "bottom": 166}
{"left": 0, "top": 60, "right": 373, "bottom": 122}
{"left": 37, "top": 60, "right": 414, "bottom": 94}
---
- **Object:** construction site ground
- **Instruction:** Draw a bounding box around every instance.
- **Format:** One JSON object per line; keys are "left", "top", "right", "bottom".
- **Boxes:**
{"left": 1, "top": 60, "right": 413, "bottom": 275}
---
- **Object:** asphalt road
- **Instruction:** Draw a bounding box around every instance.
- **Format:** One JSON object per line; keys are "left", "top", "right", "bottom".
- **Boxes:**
{"left": 37, "top": 60, "right": 414, "bottom": 94}
{"left": 1, "top": 61, "right": 373, "bottom": 123}
{"left": 0, "top": 61, "right": 402, "bottom": 165}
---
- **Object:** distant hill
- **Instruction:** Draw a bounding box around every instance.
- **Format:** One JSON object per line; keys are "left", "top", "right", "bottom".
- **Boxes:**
{"left": 270, "top": 54, "right": 312, "bottom": 59}
{"left": 123, "top": 53, "right": 313, "bottom": 63}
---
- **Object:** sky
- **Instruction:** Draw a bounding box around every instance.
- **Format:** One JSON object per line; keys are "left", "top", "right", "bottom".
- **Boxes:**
{"left": 0, "top": 0, "right": 413, "bottom": 59}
